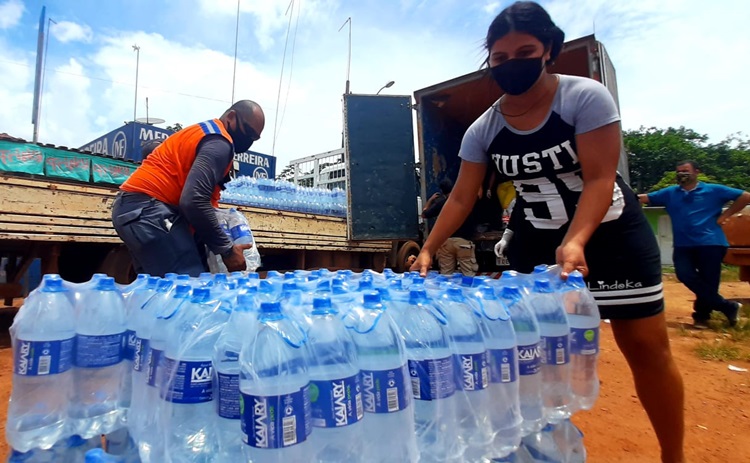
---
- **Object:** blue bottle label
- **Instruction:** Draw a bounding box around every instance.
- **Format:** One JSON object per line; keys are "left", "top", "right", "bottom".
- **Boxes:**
{"left": 454, "top": 352, "right": 490, "bottom": 391}
{"left": 132, "top": 337, "right": 149, "bottom": 372}
{"left": 408, "top": 356, "right": 455, "bottom": 400}
{"left": 541, "top": 335, "right": 570, "bottom": 366}
{"left": 123, "top": 330, "right": 137, "bottom": 361}
{"left": 75, "top": 333, "right": 124, "bottom": 368}
{"left": 217, "top": 372, "right": 241, "bottom": 419}
{"left": 163, "top": 358, "right": 213, "bottom": 404}
{"left": 361, "top": 365, "right": 410, "bottom": 414}
{"left": 517, "top": 343, "right": 542, "bottom": 376}
{"left": 241, "top": 386, "right": 310, "bottom": 449}
{"left": 489, "top": 348, "right": 518, "bottom": 384}
{"left": 146, "top": 347, "right": 162, "bottom": 387}
{"left": 14, "top": 338, "right": 74, "bottom": 376}
{"left": 231, "top": 224, "right": 253, "bottom": 240}
{"left": 310, "top": 374, "right": 363, "bottom": 428}
{"left": 570, "top": 327, "right": 599, "bottom": 356}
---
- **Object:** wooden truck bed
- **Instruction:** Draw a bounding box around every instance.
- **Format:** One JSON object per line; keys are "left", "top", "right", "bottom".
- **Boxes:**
{"left": 0, "top": 175, "right": 390, "bottom": 253}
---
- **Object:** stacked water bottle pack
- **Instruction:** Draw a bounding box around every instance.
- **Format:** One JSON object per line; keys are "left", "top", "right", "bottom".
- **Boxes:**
{"left": 221, "top": 176, "right": 347, "bottom": 217}
{"left": 6, "top": 266, "right": 600, "bottom": 463}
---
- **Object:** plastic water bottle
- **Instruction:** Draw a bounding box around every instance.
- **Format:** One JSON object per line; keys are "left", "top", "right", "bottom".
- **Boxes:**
{"left": 475, "top": 286, "right": 523, "bottom": 458}
{"left": 552, "top": 419, "right": 586, "bottom": 462}
{"left": 138, "top": 284, "right": 191, "bottom": 462}
{"left": 435, "top": 286, "right": 492, "bottom": 462}
{"left": 530, "top": 279, "right": 571, "bottom": 423}
{"left": 123, "top": 277, "right": 159, "bottom": 411}
{"left": 104, "top": 428, "right": 140, "bottom": 463}
{"left": 212, "top": 293, "right": 259, "bottom": 463}
{"left": 161, "top": 287, "right": 228, "bottom": 462}
{"left": 70, "top": 277, "right": 127, "bottom": 438}
{"left": 522, "top": 424, "right": 563, "bottom": 463}
{"left": 129, "top": 279, "right": 173, "bottom": 442}
{"left": 401, "top": 288, "right": 463, "bottom": 463}
{"left": 342, "top": 291, "right": 418, "bottom": 463}
{"left": 562, "top": 271, "right": 600, "bottom": 412}
{"left": 500, "top": 285, "right": 544, "bottom": 435}
{"left": 306, "top": 296, "right": 364, "bottom": 462}
{"left": 240, "top": 301, "right": 311, "bottom": 463}
{"left": 227, "top": 208, "right": 262, "bottom": 271}
{"left": 7, "top": 275, "right": 76, "bottom": 452}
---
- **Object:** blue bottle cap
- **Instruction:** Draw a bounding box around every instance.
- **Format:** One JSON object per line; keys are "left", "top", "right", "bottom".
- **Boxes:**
{"left": 237, "top": 293, "right": 254, "bottom": 308}
{"left": 156, "top": 279, "right": 174, "bottom": 292}
{"left": 247, "top": 272, "right": 260, "bottom": 280}
{"left": 146, "top": 276, "right": 161, "bottom": 288}
{"left": 230, "top": 271, "right": 244, "bottom": 278}
{"left": 357, "top": 280, "right": 373, "bottom": 290}
{"left": 214, "top": 273, "right": 228, "bottom": 284}
{"left": 363, "top": 291, "right": 381, "bottom": 306}
{"left": 95, "top": 277, "right": 116, "bottom": 291}
{"left": 284, "top": 273, "right": 296, "bottom": 281}
{"left": 411, "top": 276, "right": 425, "bottom": 286}
{"left": 237, "top": 277, "right": 250, "bottom": 287}
{"left": 282, "top": 281, "right": 298, "bottom": 292}
{"left": 316, "top": 280, "right": 331, "bottom": 292}
{"left": 461, "top": 276, "right": 474, "bottom": 287}
{"left": 191, "top": 287, "right": 211, "bottom": 302}
{"left": 259, "top": 280, "right": 275, "bottom": 293}
{"left": 174, "top": 284, "right": 192, "bottom": 298}
{"left": 533, "top": 278, "right": 552, "bottom": 293}
{"left": 533, "top": 264, "right": 548, "bottom": 274}
{"left": 165, "top": 273, "right": 178, "bottom": 280}
{"left": 312, "top": 296, "right": 336, "bottom": 314}
{"left": 266, "top": 271, "right": 282, "bottom": 279}
{"left": 260, "top": 301, "right": 281, "bottom": 314}
{"left": 501, "top": 285, "right": 522, "bottom": 300}
{"left": 472, "top": 276, "right": 489, "bottom": 287}
{"left": 567, "top": 270, "right": 585, "bottom": 287}
{"left": 389, "top": 279, "right": 403, "bottom": 291}
{"left": 199, "top": 272, "right": 212, "bottom": 280}
{"left": 41, "top": 274, "right": 65, "bottom": 292}
{"left": 409, "top": 288, "right": 427, "bottom": 303}
{"left": 479, "top": 286, "right": 495, "bottom": 298}
{"left": 446, "top": 286, "right": 463, "bottom": 298}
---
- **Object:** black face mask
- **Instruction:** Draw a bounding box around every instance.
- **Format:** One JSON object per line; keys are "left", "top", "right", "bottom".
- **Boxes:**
{"left": 490, "top": 56, "right": 545, "bottom": 96}
{"left": 227, "top": 120, "right": 257, "bottom": 154}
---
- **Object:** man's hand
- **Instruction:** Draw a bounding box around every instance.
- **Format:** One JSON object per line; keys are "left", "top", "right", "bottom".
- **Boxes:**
{"left": 222, "top": 243, "right": 254, "bottom": 272}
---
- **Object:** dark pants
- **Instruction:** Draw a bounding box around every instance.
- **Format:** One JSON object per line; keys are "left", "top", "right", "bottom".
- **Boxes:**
{"left": 111, "top": 192, "right": 207, "bottom": 277}
{"left": 673, "top": 246, "right": 732, "bottom": 322}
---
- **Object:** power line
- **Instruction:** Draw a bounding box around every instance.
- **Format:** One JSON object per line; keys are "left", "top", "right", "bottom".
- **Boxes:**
{"left": 278, "top": 0, "right": 301, "bottom": 137}
{"left": 0, "top": 58, "right": 231, "bottom": 104}
{"left": 271, "top": 0, "right": 296, "bottom": 157}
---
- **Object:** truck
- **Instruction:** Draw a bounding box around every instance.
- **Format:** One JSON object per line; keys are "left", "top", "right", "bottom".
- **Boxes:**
{"left": 340, "top": 34, "right": 629, "bottom": 274}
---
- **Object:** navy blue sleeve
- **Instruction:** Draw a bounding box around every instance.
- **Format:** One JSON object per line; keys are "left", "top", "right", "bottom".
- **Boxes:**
{"left": 179, "top": 135, "right": 234, "bottom": 255}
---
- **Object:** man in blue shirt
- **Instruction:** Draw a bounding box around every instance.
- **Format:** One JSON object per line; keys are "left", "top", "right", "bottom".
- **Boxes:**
{"left": 639, "top": 160, "right": 750, "bottom": 328}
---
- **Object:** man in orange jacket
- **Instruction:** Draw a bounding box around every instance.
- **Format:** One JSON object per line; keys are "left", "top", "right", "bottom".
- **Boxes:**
{"left": 111, "top": 100, "right": 265, "bottom": 277}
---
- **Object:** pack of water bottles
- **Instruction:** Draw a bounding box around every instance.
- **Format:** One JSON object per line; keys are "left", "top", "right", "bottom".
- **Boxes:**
{"left": 221, "top": 176, "right": 347, "bottom": 217}
{"left": 206, "top": 208, "right": 262, "bottom": 273}
{"left": 7, "top": 265, "right": 599, "bottom": 462}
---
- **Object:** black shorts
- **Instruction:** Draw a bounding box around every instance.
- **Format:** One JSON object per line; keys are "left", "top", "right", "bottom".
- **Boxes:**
{"left": 509, "top": 211, "right": 664, "bottom": 320}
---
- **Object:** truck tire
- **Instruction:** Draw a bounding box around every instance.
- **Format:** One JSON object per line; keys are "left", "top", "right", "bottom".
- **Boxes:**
{"left": 396, "top": 241, "right": 421, "bottom": 273}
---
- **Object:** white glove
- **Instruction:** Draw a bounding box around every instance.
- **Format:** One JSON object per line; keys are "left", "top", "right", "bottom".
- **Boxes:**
{"left": 494, "top": 228, "right": 514, "bottom": 258}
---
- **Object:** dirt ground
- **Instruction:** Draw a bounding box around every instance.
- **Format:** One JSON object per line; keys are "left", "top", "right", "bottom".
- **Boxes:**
{"left": 0, "top": 279, "right": 748, "bottom": 462}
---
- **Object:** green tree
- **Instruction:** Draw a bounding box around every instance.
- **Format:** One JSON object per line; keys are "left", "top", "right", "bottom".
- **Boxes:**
{"left": 624, "top": 126, "right": 707, "bottom": 193}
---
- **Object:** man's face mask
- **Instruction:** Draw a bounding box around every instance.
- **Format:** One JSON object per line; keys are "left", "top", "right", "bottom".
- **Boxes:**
{"left": 228, "top": 118, "right": 259, "bottom": 154}
{"left": 490, "top": 56, "right": 545, "bottom": 96}
{"left": 676, "top": 168, "right": 696, "bottom": 185}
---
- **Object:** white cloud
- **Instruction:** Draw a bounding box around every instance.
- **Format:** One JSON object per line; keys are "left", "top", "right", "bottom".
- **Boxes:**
{"left": 198, "top": 0, "right": 336, "bottom": 51}
{"left": 50, "top": 21, "right": 93, "bottom": 43}
{"left": 0, "top": 0, "right": 23, "bottom": 30}
{"left": 483, "top": 1, "right": 501, "bottom": 14}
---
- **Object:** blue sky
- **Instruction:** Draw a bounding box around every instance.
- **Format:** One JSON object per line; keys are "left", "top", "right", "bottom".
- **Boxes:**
{"left": 1, "top": 0, "right": 748, "bottom": 169}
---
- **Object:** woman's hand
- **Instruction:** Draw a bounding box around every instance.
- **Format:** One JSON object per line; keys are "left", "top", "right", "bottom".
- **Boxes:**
{"left": 410, "top": 249, "right": 433, "bottom": 277}
{"left": 556, "top": 241, "right": 588, "bottom": 278}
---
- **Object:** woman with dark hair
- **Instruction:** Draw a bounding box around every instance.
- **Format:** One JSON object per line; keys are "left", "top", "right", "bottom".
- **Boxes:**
{"left": 411, "top": 2, "right": 684, "bottom": 461}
